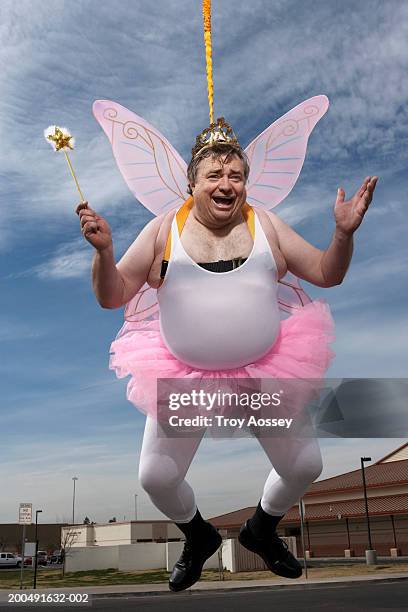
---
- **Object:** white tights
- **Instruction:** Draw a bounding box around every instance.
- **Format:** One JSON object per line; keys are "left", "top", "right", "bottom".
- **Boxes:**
{"left": 138, "top": 417, "right": 322, "bottom": 522}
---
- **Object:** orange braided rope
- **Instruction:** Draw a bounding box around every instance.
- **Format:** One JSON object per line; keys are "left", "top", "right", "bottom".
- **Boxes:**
{"left": 203, "top": 0, "right": 214, "bottom": 124}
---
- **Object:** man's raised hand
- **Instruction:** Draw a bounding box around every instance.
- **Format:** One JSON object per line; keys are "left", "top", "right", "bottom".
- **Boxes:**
{"left": 334, "top": 176, "right": 378, "bottom": 236}
{"left": 76, "top": 201, "right": 113, "bottom": 252}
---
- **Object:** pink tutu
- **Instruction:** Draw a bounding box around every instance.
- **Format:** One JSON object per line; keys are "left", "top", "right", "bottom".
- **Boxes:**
{"left": 109, "top": 299, "right": 335, "bottom": 423}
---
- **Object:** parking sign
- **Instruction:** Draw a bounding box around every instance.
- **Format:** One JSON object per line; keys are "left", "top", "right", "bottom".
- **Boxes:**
{"left": 19, "top": 503, "right": 32, "bottom": 524}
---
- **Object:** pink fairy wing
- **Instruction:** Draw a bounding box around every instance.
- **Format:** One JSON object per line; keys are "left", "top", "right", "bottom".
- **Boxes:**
{"left": 124, "top": 283, "right": 158, "bottom": 323}
{"left": 245, "top": 96, "right": 329, "bottom": 210}
{"left": 93, "top": 100, "right": 186, "bottom": 323}
{"left": 112, "top": 283, "right": 160, "bottom": 336}
{"left": 93, "top": 100, "right": 188, "bottom": 215}
{"left": 245, "top": 96, "right": 329, "bottom": 312}
{"left": 277, "top": 272, "right": 312, "bottom": 314}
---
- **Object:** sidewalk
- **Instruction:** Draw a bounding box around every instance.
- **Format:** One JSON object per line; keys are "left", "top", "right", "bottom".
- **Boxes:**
{"left": 1, "top": 571, "right": 408, "bottom": 599}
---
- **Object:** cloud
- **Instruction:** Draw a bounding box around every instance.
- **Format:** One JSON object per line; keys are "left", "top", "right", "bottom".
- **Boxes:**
{"left": 329, "top": 311, "right": 408, "bottom": 377}
{"left": 31, "top": 239, "right": 93, "bottom": 280}
{"left": 3, "top": 210, "right": 150, "bottom": 281}
{"left": 208, "top": 1, "right": 408, "bottom": 164}
{"left": 276, "top": 182, "right": 335, "bottom": 227}
{"left": 0, "top": 319, "right": 45, "bottom": 342}
{"left": 335, "top": 252, "right": 408, "bottom": 290}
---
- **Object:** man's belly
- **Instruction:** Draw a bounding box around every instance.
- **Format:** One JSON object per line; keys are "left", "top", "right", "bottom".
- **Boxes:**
{"left": 159, "top": 291, "right": 281, "bottom": 370}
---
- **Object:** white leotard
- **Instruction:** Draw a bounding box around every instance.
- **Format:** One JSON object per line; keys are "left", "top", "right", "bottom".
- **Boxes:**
{"left": 157, "top": 209, "right": 281, "bottom": 370}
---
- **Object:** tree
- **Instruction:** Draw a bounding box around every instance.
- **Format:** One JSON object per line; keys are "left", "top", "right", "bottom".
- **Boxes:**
{"left": 0, "top": 537, "right": 8, "bottom": 552}
{"left": 108, "top": 517, "right": 117, "bottom": 523}
{"left": 83, "top": 516, "right": 91, "bottom": 525}
{"left": 60, "top": 528, "right": 79, "bottom": 578}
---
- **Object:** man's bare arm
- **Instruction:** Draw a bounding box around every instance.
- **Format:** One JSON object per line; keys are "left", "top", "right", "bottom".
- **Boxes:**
{"left": 116, "top": 214, "right": 165, "bottom": 306}
{"left": 264, "top": 177, "right": 377, "bottom": 287}
{"left": 77, "top": 202, "right": 163, "bottom": 308}
{"left": 92, "top": 216, "right": 163, "bottom": 309}
{"left": 92, "top": 245, "right": 126, "bottom": 309}
{"left": 111, "top": 215, "right": 164, "bottom": 307}
{"left": 265, "top": 211, "right": 337, "bottom": 288}
{"left": 320, "top": 230, "right": 353, "bottom": 286}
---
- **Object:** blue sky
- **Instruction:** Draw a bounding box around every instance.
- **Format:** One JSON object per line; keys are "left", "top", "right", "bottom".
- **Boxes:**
{"left": 0, "top": 0, "right": 407, "bottom": 525}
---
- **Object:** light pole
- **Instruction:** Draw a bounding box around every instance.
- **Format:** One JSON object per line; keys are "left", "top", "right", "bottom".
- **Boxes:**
{"left": 33, "top": 509, "right": 42, "bottom": 589}
{"left": 134, "top": 494, "right": 138, "bottom": 521}
{"left": 72, "top": 477, "right": 78, "bottom": 525}
{"left": 360, "top": 456, "right": 376, "bottom": 564}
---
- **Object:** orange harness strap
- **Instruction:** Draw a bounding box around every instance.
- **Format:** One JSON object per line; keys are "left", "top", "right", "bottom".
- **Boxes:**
{"left": 163, "top": 196, "right": 194, "bottom": 263}
{"left": 159, "top": 199, "right": 255, "bottom": 284}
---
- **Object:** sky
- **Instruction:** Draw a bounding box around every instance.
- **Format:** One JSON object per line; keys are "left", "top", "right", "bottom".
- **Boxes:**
{"left": 0, "top": 0, "right": 407, "bottom": 526}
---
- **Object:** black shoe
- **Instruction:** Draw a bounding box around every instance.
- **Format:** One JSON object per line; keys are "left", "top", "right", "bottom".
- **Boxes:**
{"left": 169, "top": 523, "right": 222, "bottom": 592}
{"left": 238, "top": 520, "right": 302, "bottom": 579}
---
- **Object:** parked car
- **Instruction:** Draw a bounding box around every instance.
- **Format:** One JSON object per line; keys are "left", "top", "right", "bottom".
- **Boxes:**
{"left": 0, "top": 553, "right": 22, "bottom": 568}
{"left": 37, "top": 551, "right": 48, "bottom": 566}
{"left": 50, "top": 550, "right": 64, "bottom": 564}
{"left": 24, "top": 551, "right": 48, "bottom": 567}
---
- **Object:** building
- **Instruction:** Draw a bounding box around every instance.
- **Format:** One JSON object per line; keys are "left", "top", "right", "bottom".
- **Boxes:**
{"left": 61, "top": 520, "right": 183, "bottom": 549}
{"left": 210, "top": 442, "right": 408, "bottom": 557}
{"left": 0, "top": 523, "right": 67, "bottom": 554}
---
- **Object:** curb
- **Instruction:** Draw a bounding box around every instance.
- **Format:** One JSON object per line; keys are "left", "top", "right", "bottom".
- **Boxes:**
{"left": 94, "top": 576, "right": 408, "bottom": 600}
{"left": 2, "top": 573, "right": 408, "bottom": 600}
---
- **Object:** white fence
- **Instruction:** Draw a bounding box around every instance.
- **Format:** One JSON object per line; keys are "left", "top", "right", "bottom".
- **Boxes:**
{"left": 65, "top": 546, "right": 118, "bottom": 572}
{"left": 65, "top": 537, "right": 297, "bottom": 573}
{"left": 120, "top": 543, "right": 167, "bottom": 571}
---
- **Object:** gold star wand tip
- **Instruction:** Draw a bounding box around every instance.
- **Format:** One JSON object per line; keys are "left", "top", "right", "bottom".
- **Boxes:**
{"left": 43, "top": 125, "right": 85, "bottom": 203}
{"left": 44, "top": 125, "right": 75, "bottom": 151}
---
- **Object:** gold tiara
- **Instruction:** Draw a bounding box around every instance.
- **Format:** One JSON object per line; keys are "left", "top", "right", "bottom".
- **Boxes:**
{"left": 192, "top": 117, "right": 240, "bottom": 158}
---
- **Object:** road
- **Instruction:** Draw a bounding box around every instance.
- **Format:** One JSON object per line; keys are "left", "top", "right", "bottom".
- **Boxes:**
{"left": 2, "top": 580, "right": 407, "bottom": 611}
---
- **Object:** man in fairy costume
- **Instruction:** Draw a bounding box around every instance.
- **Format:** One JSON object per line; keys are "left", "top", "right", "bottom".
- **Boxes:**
{"left": 77, "top": 116, "right": 377, "bottom": 589}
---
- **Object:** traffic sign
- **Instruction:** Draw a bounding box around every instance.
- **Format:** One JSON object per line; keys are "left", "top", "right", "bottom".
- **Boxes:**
{"left": 19, "top": 503, "right": 32, "bottom": 524}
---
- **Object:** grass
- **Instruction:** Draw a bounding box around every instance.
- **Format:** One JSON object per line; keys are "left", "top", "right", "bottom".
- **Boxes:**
{"left": 1, "top": 563, "right": 408, "bottom": 590}
{"left": 0, "top": 568, "right": 169, "bottom": 590}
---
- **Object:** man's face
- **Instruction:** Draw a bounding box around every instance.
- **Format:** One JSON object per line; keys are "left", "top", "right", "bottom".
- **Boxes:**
{"left": 191, "top": 154, "right": 247, "bottom": 227}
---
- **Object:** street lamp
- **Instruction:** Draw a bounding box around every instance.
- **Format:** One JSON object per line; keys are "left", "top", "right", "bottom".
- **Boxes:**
{"left": 360, "top": 456, "right": 377, "bottom": 564}
{"left": 33, "top": 509, "right": 42, "bottom": 589}
{"left": 72, "top": 477, "right": 78, "bottom": 525}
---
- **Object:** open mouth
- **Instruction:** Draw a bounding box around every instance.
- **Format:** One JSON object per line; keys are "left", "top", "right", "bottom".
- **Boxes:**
{"left": 212, "top": 195, "right": 235, "bottom": 208}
